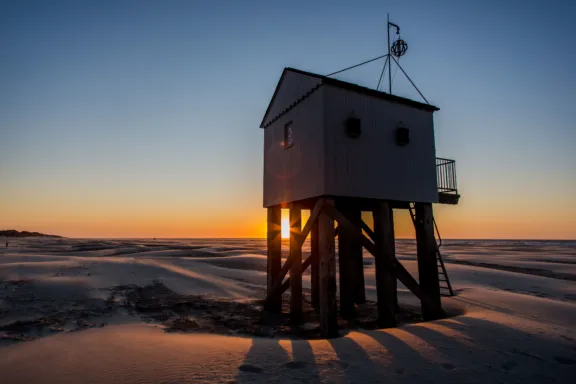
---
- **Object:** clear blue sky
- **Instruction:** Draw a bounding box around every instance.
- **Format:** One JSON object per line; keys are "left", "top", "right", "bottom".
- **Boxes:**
{"left": 1, "top": 0, "right": 575, "bottom": 238}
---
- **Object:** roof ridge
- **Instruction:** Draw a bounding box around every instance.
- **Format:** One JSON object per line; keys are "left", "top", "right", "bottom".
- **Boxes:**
{"left": 260, "top": 67, "right": 439, "bottom": 128}
{"left": 285, "top": 67, "right": 439, "bottom": 112}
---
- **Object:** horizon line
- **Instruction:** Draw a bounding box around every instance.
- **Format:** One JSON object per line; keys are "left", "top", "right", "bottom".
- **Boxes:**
{"left": 35, "top": 237, "right": 576, "bottom": 241}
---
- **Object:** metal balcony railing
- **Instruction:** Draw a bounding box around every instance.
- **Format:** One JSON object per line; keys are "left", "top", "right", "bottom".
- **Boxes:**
{"left": 436, "top": 157, "right": 458, "bottom": 194}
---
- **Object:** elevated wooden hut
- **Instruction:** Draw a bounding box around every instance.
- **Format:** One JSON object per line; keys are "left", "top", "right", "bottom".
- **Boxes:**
{"left": 261, "top": 67, "right": 459, "bottom": 337}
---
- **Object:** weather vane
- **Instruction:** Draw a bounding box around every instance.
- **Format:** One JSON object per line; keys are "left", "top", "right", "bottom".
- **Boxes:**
{"left": 390, "top": 31, "right": 408, "bottom": 58}
{"left": 326, "top": 14, "right": 429, "bottom": 104}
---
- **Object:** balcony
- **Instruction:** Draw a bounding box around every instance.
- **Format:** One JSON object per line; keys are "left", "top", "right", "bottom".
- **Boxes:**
{"left": 436, "top": 157, "right": 460, "bottom": 205}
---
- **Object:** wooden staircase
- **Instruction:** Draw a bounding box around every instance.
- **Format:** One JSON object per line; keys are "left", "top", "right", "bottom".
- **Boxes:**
{"left": 409, "top": 203, "right": 455, "bottom": 297}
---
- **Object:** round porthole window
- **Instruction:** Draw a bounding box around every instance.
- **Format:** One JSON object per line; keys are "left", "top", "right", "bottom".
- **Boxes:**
{"left": 345, "top": 117, "right": 362, "bottom": 139}
{"left": 396, "top": 123, "right": 410, "bottom": 146}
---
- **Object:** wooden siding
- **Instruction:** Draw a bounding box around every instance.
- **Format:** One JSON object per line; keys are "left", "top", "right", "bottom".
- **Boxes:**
{"left": 322, "top": 85, "right": 438, "bottom": 203}
{"left": 263, "top": 88, "right": 325, "bottom": 207}
{"left": 262, "top": 70, "right": 322, "bottom": 128}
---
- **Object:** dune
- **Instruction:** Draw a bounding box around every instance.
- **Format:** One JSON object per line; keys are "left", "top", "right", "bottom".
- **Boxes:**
{"left": 0, "top": 237, "right": 575, "bottom": 383}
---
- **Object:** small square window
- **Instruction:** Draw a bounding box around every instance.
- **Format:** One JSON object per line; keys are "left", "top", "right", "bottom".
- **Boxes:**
{"left": 284, "top": 121, "right": 293, "bottom": 149}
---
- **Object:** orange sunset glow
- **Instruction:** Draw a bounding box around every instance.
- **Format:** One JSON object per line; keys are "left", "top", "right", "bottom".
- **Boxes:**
{"left": 281, "top": 217, "right": 290, "bottom": 239}
{"left": 1, "top": 197, "right": 574, "bottom": 239}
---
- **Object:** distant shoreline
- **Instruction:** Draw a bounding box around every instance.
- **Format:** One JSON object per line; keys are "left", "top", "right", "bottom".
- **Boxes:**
{"left": 0, "top": 230, "right": 62, "bottom": 238}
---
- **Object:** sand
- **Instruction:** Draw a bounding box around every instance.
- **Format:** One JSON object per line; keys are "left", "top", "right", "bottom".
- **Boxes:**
{"left": 0, "top": 237, "right": 575, "bottom": 383}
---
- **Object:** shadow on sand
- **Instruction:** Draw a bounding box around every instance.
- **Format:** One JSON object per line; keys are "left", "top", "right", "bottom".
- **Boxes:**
{"left": 234, "top": 316, "right": 575, "bottom": 383}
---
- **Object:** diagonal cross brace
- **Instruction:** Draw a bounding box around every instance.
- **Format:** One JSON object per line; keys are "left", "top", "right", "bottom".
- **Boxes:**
{"left": 360, "top": 219, "right": 375, "bottom": 241}
{"left": 277, "top": 225, "right": 340, "bottom": 296}
{"left": 322, "top": 204, "right": 443, "bottom": 315}
{"left": 265, "top": 199, "right": 326, "bottom": 304}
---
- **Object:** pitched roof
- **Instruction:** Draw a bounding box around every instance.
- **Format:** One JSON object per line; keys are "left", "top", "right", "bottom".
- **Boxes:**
{"left": 260, "top": 67, "right": 439, "bottom": 128}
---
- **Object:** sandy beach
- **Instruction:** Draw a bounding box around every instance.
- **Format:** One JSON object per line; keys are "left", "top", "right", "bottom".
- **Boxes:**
{"left": 0, "top": 237, "right": 574, "bottom": 383}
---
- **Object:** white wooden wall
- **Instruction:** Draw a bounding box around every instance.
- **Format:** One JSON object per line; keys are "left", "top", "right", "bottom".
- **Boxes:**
{"left": 262, "top": 78, "right": 439, "bottom": 207}
{"left": 263, "top": 88, "right": 325, "bottom": 207}
{"left": 322, "top": 85, "right": 438, "bottom": 203}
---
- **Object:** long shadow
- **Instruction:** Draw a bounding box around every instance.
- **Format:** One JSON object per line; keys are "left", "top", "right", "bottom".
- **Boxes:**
{"left": 435, "top": 316, "right": 575, "bottom": 356}
{"left": 328, "top": 334, "right": 392, "bottom": 382}
{"left": 231, "top": 313, "right": 576, "bottom": 383}
{"left": 400, "top": 317, "right": 576, "bottom": 383}
{"left": 235, "top": 337, "right": 319, "bottom": 383}
{"left": 289, "top": 339, "right": 320, "bottom": 380}
{"left": 356, "top": 329, "right": 452, "bottom": 382}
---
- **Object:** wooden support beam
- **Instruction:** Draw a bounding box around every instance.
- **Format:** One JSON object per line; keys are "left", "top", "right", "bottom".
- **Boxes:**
{"left": 277, "top": 227, "right": 340, "bottom": 297}
{"left": 389, "top": 209, "right": 399, "bottom": 312}
{"left": 264, "top": 199, "right": 325, "bottom": 305}
{"left": 311, "top": 218, "right": 320, "bottom": 308}
{"left": 294, "top": 199, "right": 326, "bottom": 247}
{"left": 289, "top": 205, "right": 303, "bottom": 324}
{"left": 360, "top": 219, "right": 375, "bottom": 242}
{"left": 323, "top": 203, "right": 442, "bottom": 315}
{"left": 415, "top": 203, "right": 445, "bottom": 320}
{"left": 337, "top": 203, "right": 359, "bottom": 319}
{"left": 372, "top": 211, "right": 399, "bottom": 310}
{"left": 279, "top": 252, "right": 313, "bottom": 295}
{"left": 392, "top": 257, "right": 432, "bottom": 307}
{"left": 319, "top": 199, "right": 338, "bottom": 338}
{"left": 373, "top": 201, "right": 397, "bottom": 328}
{"left": 357, "top": 217, "right": 374, "bottom": 304}
{"left": 352, "top": 211, "right": 366, "bottom": 305}
{"left": 265, "top": 206, "right": 282, "bottom": 312}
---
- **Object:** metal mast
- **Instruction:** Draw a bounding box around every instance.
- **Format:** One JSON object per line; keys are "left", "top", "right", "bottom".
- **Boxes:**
{"left": 326, "top": 14, "right": 427, "bottom": 103}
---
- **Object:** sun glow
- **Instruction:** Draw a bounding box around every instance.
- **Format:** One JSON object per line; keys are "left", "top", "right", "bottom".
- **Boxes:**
{"left": 281, "top": 217, "right": 290, "bottom": 239}
{"left": 280, "top": 209, "right": 309, "bottom": 239}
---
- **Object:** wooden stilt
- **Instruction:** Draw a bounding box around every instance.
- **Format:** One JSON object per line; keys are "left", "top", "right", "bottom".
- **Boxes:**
{"left": 337, "top": 203, "right": 357, "bottom": 319}
{"left": 265, "top": 199, "right": 325, "bottom": 306}
{"left": 389, "top": 209, "right": 399, "bottom": 311}
{"left": 373, "top": 201, "right": 397, "bottom": 328}
{"left": 319, "top": 199, "right": 338, "bottom": 338}
{"left": 310, "top": 218, "right": 320, "bottom": 309}
{"left": 289, "top": 205, "right": 303, "bottom": 324}
{"left": 353, "top": 210, "right": 366, "bottom": 304}
{"left": 415, "top": 202, "right": 444, "bottom": 320}
{"left": 324, "top": 203, "right": 439, "bottom": 313}
{"left": 266, "top": 206, "right": 282, "bottom": 313}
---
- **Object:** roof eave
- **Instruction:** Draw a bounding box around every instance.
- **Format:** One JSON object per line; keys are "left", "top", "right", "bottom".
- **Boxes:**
{"left": 260, "top": 67, "right": 439, "bottom": 128}
{"left": 320, "top": 77, "right": 439, "bottom": 112}
{"left": 260, "top": 68, "right": 291, "bottom": 128}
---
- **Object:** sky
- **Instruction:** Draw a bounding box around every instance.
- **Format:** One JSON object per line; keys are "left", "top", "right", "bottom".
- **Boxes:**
{"left": 1, "top": 0, "right": 575, "bottom": 239}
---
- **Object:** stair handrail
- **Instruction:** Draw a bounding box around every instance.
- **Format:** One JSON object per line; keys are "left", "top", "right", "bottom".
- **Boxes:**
{"left": 433, "top": 217, "right": 442, "bottom": 248}
{"left": 409, "top": 202, "right": 454, "bottom": 296}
